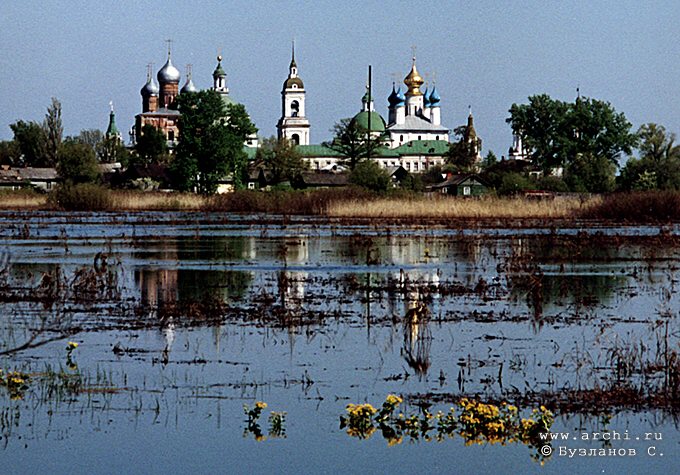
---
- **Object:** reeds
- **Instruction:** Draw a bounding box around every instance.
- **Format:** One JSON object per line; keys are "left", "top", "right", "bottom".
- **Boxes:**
{"left": 328, "top": 195, "right": 598, "bottom": 219}
{"left": 0, "top": 189, "right": 47, "bottom": 209}
{"left": 578, "top": 191, "right": 680, "bottom": 222}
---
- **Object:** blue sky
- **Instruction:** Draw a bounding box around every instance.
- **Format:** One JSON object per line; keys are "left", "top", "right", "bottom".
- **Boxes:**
{"left": 1, "top": 0, "right": 678, "bottom": 158}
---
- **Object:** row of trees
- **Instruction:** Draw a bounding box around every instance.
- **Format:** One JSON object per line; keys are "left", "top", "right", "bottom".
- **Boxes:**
{"left": 5, "top": 92, "right": 680, "bottom": 195}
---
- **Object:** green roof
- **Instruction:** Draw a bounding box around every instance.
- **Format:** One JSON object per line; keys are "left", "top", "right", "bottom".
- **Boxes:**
{"left": 351, "top": 111, "right": 386, "bottom": 133}
{"left": 296, "top": 144, "right": 344, "bottom": 157}
{"left": 106, "top": 111, "right": 120, "bottom": 137}
{"left": 244, "top": 146, "right": 258, "bottom": 159}
{"left": 392, "top": 140, "right": 449, "bottom": 156}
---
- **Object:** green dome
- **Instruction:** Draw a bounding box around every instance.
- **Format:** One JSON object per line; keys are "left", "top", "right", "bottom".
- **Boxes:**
{"left": 351, "top": 111, "right": 386, "bottom": 133}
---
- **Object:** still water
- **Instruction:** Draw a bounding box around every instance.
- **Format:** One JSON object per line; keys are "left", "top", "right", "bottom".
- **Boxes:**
{"left": 0, "top": 211, "right": 678, "bottom": 474}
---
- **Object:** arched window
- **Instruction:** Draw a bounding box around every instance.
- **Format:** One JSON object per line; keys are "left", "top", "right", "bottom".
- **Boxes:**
{"left": 291, "top": 100, "right": 300, "bottom": 117}
{"left": 291, "top": 133, "right": 300, "bottom": 145}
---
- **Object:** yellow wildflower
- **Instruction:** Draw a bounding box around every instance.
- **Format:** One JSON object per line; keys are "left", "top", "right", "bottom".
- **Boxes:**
{"left": 255, "top": 401, "right": 267, "bottom": 410}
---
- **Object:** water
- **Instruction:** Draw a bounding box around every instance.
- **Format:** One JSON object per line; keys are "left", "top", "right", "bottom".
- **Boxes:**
{"left": 0, "top": 211, "right": 678, "bottom": 474}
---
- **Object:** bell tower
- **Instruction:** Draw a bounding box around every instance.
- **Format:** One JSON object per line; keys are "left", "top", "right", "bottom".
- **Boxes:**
{"left": 276, "top": 42, "right": 310, "bottom": 145}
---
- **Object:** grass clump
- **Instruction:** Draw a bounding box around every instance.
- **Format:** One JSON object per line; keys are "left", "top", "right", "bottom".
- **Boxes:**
{"left": 49, "top": 183, "right": 113, "bottom": 211}
{"left": 579, "top": 191, "right": 680, "bottom": 222}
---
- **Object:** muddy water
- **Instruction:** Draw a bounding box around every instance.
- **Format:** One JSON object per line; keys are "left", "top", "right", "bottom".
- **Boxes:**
{"left": 0, "top": 211, "right": 678, "bottom": 474}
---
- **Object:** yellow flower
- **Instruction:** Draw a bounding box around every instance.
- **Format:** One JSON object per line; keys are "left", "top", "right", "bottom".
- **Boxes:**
{"left": 67, "top": 342, "right": 78, "bottom": 351}
{"left": 386, "top": 394, "right": 403, "bottom": 406}
{"left": 387, "top": 436, "right": 403, "bottom": 447}
{"left": 255, "top": 401, "right": 267, "bottom": 410}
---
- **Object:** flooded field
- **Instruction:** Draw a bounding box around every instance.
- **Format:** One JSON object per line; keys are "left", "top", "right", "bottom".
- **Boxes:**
{"left": 0, "top": 211, "right": 678, "bottom": 474}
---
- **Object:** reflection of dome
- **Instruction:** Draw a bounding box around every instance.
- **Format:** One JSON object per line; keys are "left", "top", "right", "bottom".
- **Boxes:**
{"left": 157, "top": 56, "right": 181, "bottom": 83}
{"left": 404, "top": 60, "right": 424, "bottom": 95}
{"left": 351, "top": 111, "right": 386, "bottom": 132}
{"left": 141, "top": 76, "right": 159, "bottom": 97}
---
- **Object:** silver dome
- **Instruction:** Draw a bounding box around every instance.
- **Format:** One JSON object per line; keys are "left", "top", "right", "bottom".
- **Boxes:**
{"left": 180, "top": 78, "right": 197, "bottom": 94}
{"left": 157, "top": 57, "right": 180, "bottom": 83}
{"left": 140, "top": 77, "right": 159, "bottom": 96}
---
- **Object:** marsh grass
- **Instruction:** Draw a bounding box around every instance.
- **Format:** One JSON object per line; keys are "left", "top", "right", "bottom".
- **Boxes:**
{"left": 110, "top": 191, "right": 206, "bottom": 210}
{"left": 0, "top": 189, "right": 47, "bottom": 209}
{"left": 328, "top": 195, "right": 599, "bottom": 219}
{"left": 578, "top": 191, "right": 680, "bottom": 222}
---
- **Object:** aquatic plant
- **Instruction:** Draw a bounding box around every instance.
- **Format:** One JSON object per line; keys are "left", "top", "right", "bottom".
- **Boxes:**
{"left": 0, "top": 369, "right": 30, "bottom": 400}
{"left": 340, "top": 395, "right": 555, "bottom": 462}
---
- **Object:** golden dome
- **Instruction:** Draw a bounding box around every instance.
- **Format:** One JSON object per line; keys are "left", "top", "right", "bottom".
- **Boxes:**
{"left": 403, "top": 58, "right": 424, "bottom": 96}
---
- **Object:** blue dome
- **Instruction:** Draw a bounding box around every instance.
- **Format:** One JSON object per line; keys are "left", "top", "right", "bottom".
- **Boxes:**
{"left": 423, "top": 87, "right": 430, "bottom": 107}
{"left": 388, "top": 84, "right": 401, "bottom": 107}
{"left": 429, "top": 85, "right": 441, "bottom": 106}
{"left": 395, "top": 87, "right": 405, "bottom": 106}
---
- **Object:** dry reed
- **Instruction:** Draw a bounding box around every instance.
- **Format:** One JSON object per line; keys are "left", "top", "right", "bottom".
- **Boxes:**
{"left": 0, "top": 190, "right": 48, "bottom": 209}
{"left": 327, "top": 195, "right": 600, "bottom": 219}
{"left": 109, "top": 191, "right": 207, "bottom": 210}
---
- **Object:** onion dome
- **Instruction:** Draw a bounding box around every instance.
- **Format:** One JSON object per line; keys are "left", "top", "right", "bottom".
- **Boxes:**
{"left": 429, "top": 84, "right": 441, "bottom": 106}
{"left": 180, "top": 76, "right": 197, "bottom": 94}
{"left": 350, "top": 111, "right": 386, "bottom": 133}
{"left": 140, "top": 75, "right": 159, "bottom": 97}
{"left": 157, "top": 54, "right": 180, "bottom": 83}
{"left": 404, "top": 58, "right": 424, "bottom": 95}
{"left": 388, "top": 84, "right": 405, "bottom": 108}
{"left": 284, "top": 76, "right": 304, "bottom": 89}
{"left": 423, "top": 86, "right": 431, "bottom": 107}
{"left": 213, "top": 55, "right": 226, "bottom": 79}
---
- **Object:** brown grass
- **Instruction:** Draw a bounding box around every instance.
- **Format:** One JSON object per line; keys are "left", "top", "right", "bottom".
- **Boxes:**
{"left": 328, "top": 195, "right": 600, "bottom": 219}
{"left": 110, "top": 191, "right": 206, "bottom": 210}
{"left": 0, "top": 189, "right": 48, "bottom": 209}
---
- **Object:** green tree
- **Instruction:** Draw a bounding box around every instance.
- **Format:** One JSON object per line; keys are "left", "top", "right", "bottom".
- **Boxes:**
{"left": 10, "top": 120, "right": 47, "bottom": 167}
{"left": 323, "top": 118, "right": 385, "bottom": 170}
{"left": 255, "top": 136, "right": 308, "bottom": 186}
{"left": 134, "top": 124, "right": 168, "bottom": 165}
{"left": 481, "top": 150, "right": 498, "bottom": 170}
{"left": 619, "top": 123, "right": 680, "bottom": 190}
{"left": 57, "top": 140, "right": 101, "bottom": 184}
{"left": 497, "top": 172, "right": 534, "bottom": 196}
{"left": 97, "top": 136, "right": 130, "bottom": 164}
{"left": 565, "top": 152, "right": 616, "bottom": 193}
{"left": 445, "top": 125, "right": 480, "bottom": 173}
{"left": 43, "top": 97, "right": 63, "bottom": 167}
{"left": 349, "top": 160, "right": 390, "bottom": 192}
{"left": 172, "top": 91, "right": 256, "bottom": 193}
{"left": 506, "top": 94, "right": 637, "bottom": 192}
{"left": 74, "top": 129, "right": 103, "bottom": 149}
{"left": 0, "top": 140, "right": 20, "bottom": 166}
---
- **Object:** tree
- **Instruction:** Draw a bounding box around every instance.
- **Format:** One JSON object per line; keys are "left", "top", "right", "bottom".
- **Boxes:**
{"left": 57, "top": 140, "right": 101, "bottom": 184}
{"left": 445, "top": 125, "right": 480, "bottom": 173}
{"left": 506, "top": 94, "right": 637, "bottom": 192}
{"left": 255, "top": 136, "right": 308, "bottom": 186}
{"left": 97, "top": 136, "right": 130, "bottom": 164}
{"left": 619, "top": 123, "right": 680, "bottom": 190}
{"left": 481, "top": 151, "right": 498, "bottom": 170}
{"left": 0, "top": 140, "right": 20, "bottom": 166}
{"left": 74, "top": 129, "right": 103, "bottom": 149}
{"left": 134, "top": 124, "right": 168, "bottom": 165}
{"left": 10, "top": 120, "right": 47, "bottom": 167}
{"left": 323, "top": 118, "right": 385, "bottom": 170}
{"left": 43, "top": 97, "right": 63, "bottom": 166}
{"left": 172, "top": 90, "right": 256, "bottom": 193}
{"left": 564, "top": 152, "right": 616, "bottom": 193}
{"left": 349, "top": 160, "right": 391, "bottom": 192}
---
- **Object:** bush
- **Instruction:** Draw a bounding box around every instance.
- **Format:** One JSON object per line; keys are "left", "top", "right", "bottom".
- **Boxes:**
{"left": 580, "top": 191, "right": 680, "bottom": 222}
{"left": 205, "top": 187, "right": 374, "bottom": 214}
{"left": 49, "top": 183, "right": 113, "bottom": 211}
{"left": 497, "top": 173, "right": 534, "bottom": 196}
{"left": 349, "top": 161, "right": 391, "bottom": 192}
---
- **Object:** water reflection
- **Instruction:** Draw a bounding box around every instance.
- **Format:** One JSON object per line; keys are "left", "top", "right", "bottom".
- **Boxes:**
{"left": 401, "top": 296, "right": 431, "bottom": 378}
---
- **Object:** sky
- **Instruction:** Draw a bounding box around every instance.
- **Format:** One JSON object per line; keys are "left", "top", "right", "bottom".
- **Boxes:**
{"left": 1, "top": 0, "right": 679, "bottom": 158}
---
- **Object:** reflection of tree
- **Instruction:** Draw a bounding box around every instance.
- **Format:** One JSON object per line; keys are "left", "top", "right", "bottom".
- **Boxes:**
{"left": 177, "top": 270, "right": 252, "bottom": 301}
{"left": 401, "top": 300, "right": 431, "bottom": 378}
